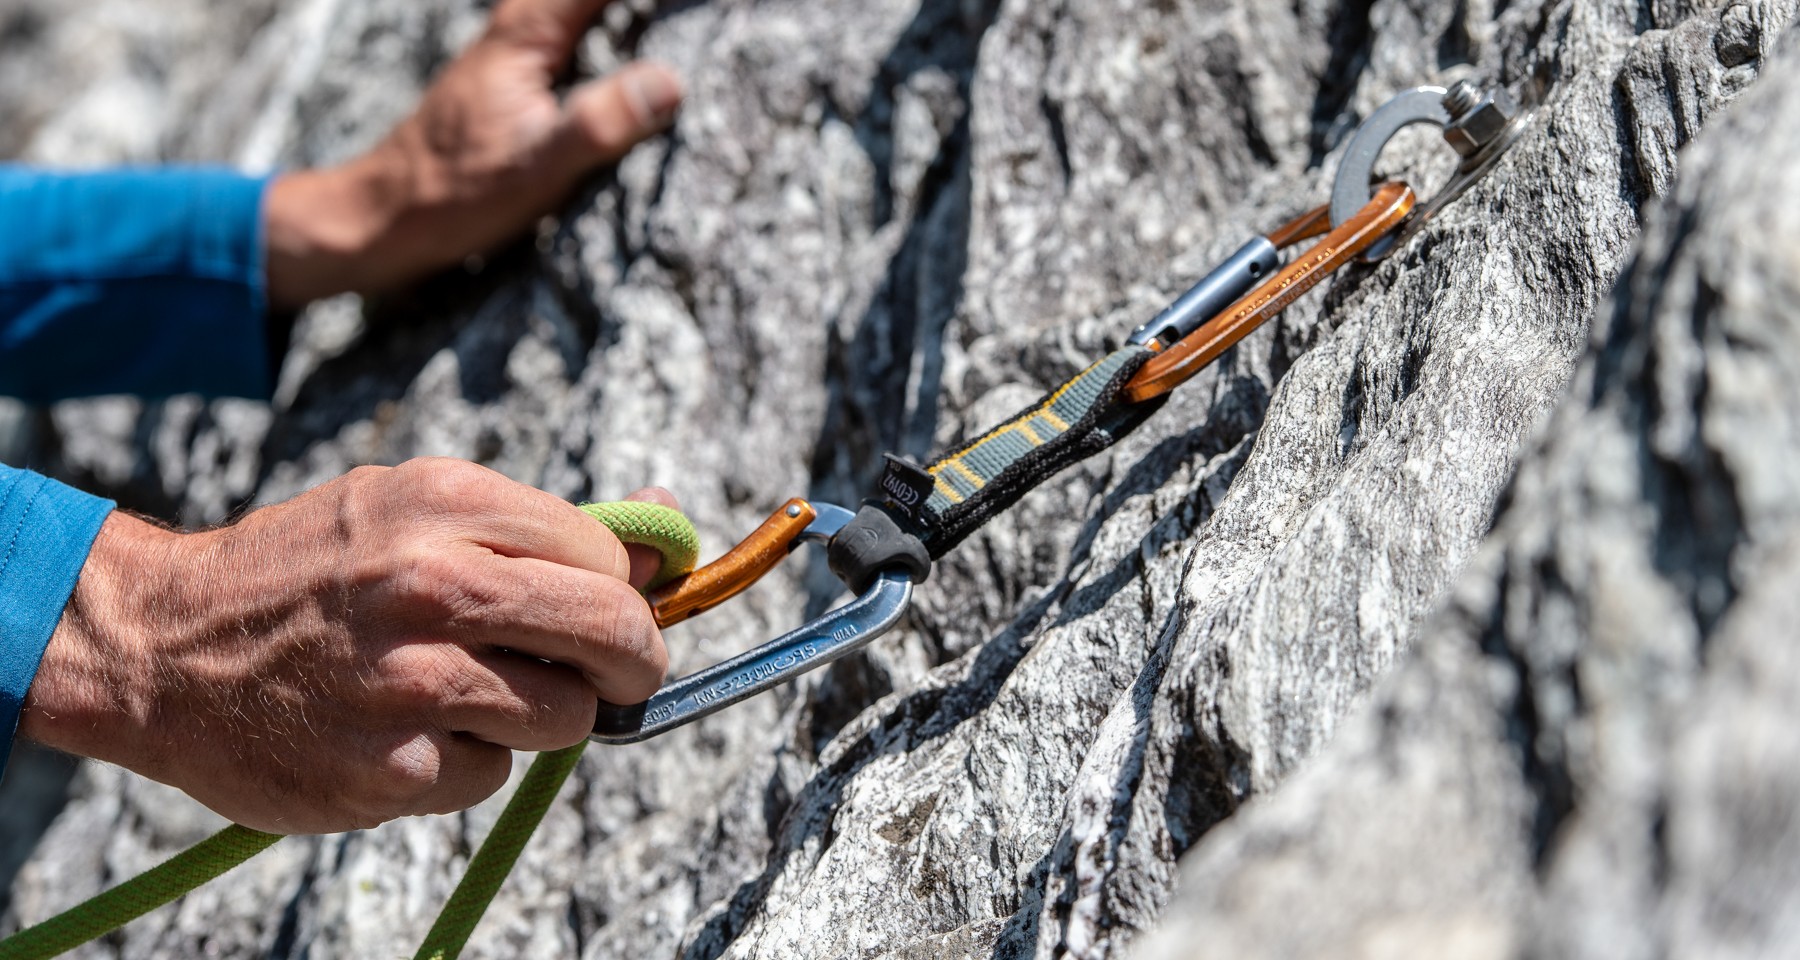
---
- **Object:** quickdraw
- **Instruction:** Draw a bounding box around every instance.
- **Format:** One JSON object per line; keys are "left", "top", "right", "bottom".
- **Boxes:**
{"left": 0, "top": 79, "right": 1540, "bottom": 960}
{"left": 594, "top": 78, "right": 1539, "bottom": 743}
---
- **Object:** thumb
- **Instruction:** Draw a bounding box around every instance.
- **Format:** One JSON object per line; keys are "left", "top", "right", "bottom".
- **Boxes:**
{"left": 556, "top": 60, "right": 684, "bottom": 173}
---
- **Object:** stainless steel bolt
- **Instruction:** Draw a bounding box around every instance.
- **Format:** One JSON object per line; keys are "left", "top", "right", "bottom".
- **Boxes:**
{"left": 1442, "top": 85, "right": 1517, "bottom": 161}
{"left": 1443, "top": 80, "right": 1481, "bottom": 121}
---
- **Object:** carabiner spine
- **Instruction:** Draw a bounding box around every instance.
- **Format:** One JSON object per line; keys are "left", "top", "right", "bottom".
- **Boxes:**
{"left": 593, "top": 570, "right": 914, "bottom": 743}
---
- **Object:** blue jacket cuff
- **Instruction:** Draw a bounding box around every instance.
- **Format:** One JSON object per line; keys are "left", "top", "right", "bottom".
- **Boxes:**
{"left": 0, "top": 465, "right": 113, "bottom": 779}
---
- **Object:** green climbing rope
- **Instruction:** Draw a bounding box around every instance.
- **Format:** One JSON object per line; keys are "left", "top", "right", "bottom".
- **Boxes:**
{"left": 408, "top": 503, "right": 697, "bottom": 960}
{"left": 413, "top": 744, "right": 586, "bottom": 960}
{"left": 0, "top": 501, "right": 698, "bottom": 960}
{"left": 578, "top": 501, "right": 700, "bottom": 589}
{"left": 0, "top": 825, "right": 280, "bottom": 960}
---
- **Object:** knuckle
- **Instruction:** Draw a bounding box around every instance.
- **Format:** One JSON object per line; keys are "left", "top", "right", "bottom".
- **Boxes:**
{"left": 401, "top": 457, "right": 499, "bottom": 509}
{"left": 361, "top": 733, "right": 447, "bottom": 820}
{"left": 504, "top": 677, "right": 594, "bottom": 752}
{"left": 474, "top": 747, "right": 513, "bottom": 797}
{"left": 420, "top": 742, "right": 511, "bottom": 817}
{"left": 343, "top": 464, "right": 389, "bottom": 489}
{"left": 390, "top": 649, "right": 481, "bottom": 711}
{"left": 588, "top": 584, "right": 667, "bottom": 698}
{"left": 594, "top": 584, "right": 659, "bottom": 659}
{"left": 397, "top": 553, "right": 504, "bottom": 623}
{"left": 524, "top": 675, "right": 600, "bottom": 747}
{"left": 333, "top": 465, "right": 392, "bottom": 532}
{"left": 552, "top": 698, "right": 599, "bottom": 747}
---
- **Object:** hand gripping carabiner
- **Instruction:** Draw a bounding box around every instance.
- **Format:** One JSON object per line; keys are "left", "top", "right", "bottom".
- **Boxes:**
{"left": 591, "top": 500, "right": 916, "bottom": 743}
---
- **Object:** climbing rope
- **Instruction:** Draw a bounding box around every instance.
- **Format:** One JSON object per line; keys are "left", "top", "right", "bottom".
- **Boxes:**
{"left": 0, "top": 825, "right": 279, "bottom": 960}
{"left": 412, "top": 743, "right": 586, "bottom": 960}
{"left": 578, "top": 501, "right": 701, "bottom": 589}
{"left": 0, "top": 502, "right": 698, "bottom": 960}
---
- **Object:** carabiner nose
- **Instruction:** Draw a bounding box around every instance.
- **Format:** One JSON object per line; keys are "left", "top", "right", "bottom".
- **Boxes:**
{"left": 591, "top": 570, "right": 914, "bottom": 743}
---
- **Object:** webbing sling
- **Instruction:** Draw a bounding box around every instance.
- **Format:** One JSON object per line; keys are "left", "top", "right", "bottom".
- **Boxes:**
{"left": 878, "top": 345, "right": 1165, "bottom": 559}
{"left": 856, "top": 183, "right": 1418, "bottom": 569}
{"left": 0, "top": 502, "right": 699, "bottom": 960}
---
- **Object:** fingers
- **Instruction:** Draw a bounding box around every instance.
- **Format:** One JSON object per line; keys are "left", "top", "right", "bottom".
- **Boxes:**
{"left": 363, "top": 731, "right": 515, "bottom": 821}
{"left": 392, "top": 549, "right": 667, "bottom": 703}
{"left": 622, "top": 486, "right": 680, "bottom": 590}
{"left": 388, "top": 458, "right": 634, "bottom": 581}
{"left": 396, "top": 459, "right": 685, "bottom": 593}
{"left": 474, "top": 560, "right": 668, "bottom": 703}
{"left": 554, "top": 61, "right": 684, "bottom": 171}
{"left": 489, "top": 0, "right": 613, "bottom": 57}
{"left": 383, "top": 645, "right": 598, "bottom": 751}
{"left": 461, "top": 652, "right": 600, "bottom": 748}
{"left": 371, "top": 460, "right": 675, "bottom": 698}
{"left": 472, "top": 484, "right": 635, "bottom": 579}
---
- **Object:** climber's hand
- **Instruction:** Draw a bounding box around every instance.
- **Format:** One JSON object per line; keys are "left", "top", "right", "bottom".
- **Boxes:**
{"left": 264, "top": 0, "right": 683, "bottom": 310}
{"left": 21, "top": 458, "right": 677, "bottom": 835}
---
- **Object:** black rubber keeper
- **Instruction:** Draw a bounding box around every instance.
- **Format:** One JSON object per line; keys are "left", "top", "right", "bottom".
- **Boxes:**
{"left": 827, "top": 504, "right": 932, "bottom": 593}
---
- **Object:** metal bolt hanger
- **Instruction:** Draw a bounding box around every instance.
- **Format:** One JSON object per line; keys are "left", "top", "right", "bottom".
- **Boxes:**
{"left": 1329, "top": 78, "right": 1539, "bottom": 261}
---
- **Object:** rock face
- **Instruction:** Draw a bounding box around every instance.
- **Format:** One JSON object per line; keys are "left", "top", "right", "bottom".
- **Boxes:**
{"left": 1137, "top": 20, "right": 1800, "bottom": 959}
{"left": 4, "top": 0, "right": 1798, "bottom": 958}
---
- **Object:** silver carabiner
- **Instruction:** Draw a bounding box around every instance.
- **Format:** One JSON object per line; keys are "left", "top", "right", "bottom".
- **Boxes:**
{"left": 591, "top": 503, "right": 914, "bottom": 743}
{"left": 1329, "top": 80, "right": 1538, "bottom": 261}
{"left": 1126, "top": 237, "right": 1281, "bottom": 347}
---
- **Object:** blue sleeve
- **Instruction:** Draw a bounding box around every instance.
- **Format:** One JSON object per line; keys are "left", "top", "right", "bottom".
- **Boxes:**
{"left": 0, "top": 464, "right": 113, "bottom": 780}
{"left": 0, "top": 166, "right": 276, "bottom": 403}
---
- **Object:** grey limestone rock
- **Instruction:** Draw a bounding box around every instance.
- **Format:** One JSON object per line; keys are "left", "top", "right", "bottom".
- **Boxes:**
{"left": 1135, "top": 20, "right": 1800, "bottom": 959}
{"left": 3, "top": 0, "right": 1799, "bottom": 958}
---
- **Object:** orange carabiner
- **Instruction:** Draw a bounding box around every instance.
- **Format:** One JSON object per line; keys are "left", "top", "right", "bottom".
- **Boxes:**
{"left": 1123, "top": 181, "right": 1415, "bottom": 403}
{"left": 646, "top": 498, "right": 853, "bottom": 626}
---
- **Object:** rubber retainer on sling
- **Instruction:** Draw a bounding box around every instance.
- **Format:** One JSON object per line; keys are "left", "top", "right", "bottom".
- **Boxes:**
{"left": 826, "top": 504, "right": 932, "bottom": 593}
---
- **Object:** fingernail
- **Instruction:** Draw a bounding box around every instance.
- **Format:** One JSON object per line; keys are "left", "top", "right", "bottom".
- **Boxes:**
{"left": 626, "top": 65, "right": 684, "bottom": 128}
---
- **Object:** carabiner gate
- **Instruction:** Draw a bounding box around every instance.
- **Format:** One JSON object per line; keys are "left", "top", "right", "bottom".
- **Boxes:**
{"left": 591, "top": 499, "right": 915, "bottom": 743}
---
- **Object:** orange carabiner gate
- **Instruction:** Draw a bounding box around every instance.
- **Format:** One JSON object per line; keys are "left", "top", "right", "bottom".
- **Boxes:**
{"left": 1123, "top": 181, "right": 1415, "bottom": 403}
{"left": 646, "top": 498, "right": 852, "bottom": 627}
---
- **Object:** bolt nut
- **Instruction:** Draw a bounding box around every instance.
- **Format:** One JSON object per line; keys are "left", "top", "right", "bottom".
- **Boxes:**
{"left": 1442, "top": 87, "right": 1517, "bottom": 159}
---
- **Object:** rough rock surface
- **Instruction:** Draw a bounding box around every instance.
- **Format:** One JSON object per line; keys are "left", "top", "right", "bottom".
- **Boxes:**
{"left": 3, "top": 0, "right": 1797, "bottom": 958}
{"left": 1136, "top": 22, "right": 1800, "bottom": 960}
